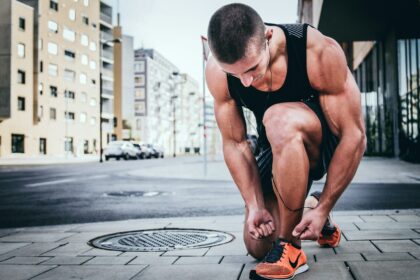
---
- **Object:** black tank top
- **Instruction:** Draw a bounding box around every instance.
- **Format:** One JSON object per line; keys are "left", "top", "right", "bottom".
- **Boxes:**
{"left": 226, "top": 23, "right": 319, "bottom": 149}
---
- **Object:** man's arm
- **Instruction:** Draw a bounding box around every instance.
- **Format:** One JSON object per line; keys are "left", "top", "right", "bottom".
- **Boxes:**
{"left": 205, "top": 57, "right": 274, "bottom": 239}
{"left": 293, "top": 29, "right": 366, "bottom": 239}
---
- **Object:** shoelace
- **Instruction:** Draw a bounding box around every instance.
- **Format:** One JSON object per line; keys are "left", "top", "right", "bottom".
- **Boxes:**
{"left": 263, "top": 240, "right": 286, "bottom": 263}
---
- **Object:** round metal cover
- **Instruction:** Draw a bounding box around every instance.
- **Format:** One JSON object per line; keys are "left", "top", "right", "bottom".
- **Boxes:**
{"left": 88, "top": 228, "right": 235, "bottom": 252}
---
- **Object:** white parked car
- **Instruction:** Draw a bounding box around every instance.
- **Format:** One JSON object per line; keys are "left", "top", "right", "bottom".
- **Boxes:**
{"left": 104, "top": 141, "right": 138, "bottom": 161}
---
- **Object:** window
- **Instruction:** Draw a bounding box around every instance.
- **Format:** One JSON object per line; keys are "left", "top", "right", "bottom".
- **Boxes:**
{"left": 82, "top": 16, "right": 89, "bottom": 25}
{"left": 89, "top": 60, "right": 96, "bottom": 70}
{"left": 83, "top": 0, "right": 89, "bottom": 6}
{"left": 17, "top": 43, "right": 25, "bottom": 58}
{"left": 40, "top": 61, "right": 43, "bottom": 72}
{"left": 64, "top": 49, "right": 76, "bottom": 60}
{"left": 19, "top": 17, "right": 25, "bottom": 30}
{"left": 79, "top": 73, "right": 87, "bottom": 84}
{"left": 38, "top": 105, "right": 43, "bottom": 119}
{"left": 64, "top": 90, "right": 75, "bottom": 99}
{"left": 65, "top": 137, "right": 73, "bottom": 152}
{"left": 47, "top": 42, "right": 58, "bottom": 55}
{"left": 64, "top": 69, "right": 75, "bottom": 82}
{"left": 48, "top": 20, "right": 58, "bottom": 33}
{"left": 135, "top": 88, "right": 145, "bottom": 99}
{"left": 69, "top": 9, "right": 76, "bottom": 21}
{"left": 18, "top": 97, "right": 25, "bottom": 111}
{"left": 89, "top": 41, "right": 96, "bottom": 51}
{"left": 38, "top": 83, "right": 43, "bottom": 95}
{"left": 50, "top": 0, "right": 58, "bottom": 11}
{"left": 81, "top": 92, "right": 87, "bottom": 102}
{"left": 80, "top": 112, "right": 87, "bottom": 123}
{"left": 89, "top": 98, "right": 96, "bottom": 106}
{"left": 81, "top": 54, "right": 88, "bottom": 65}
{"left": 17, "top": 70, "right": 25, "bottom": 84}
{"left": 63, "top": 27, "right": 75, "bottom": 42}
{"left": 90, "top": 117, "right": 96, "bottom": 125}
{"left": 81, "top": 34, "right": 88, "bottom": 46}
{"left": 11, "top": 134, "right": 25, "bottom": 153}
{"left": 39, "top": 138, "right": 47, "bottom": 155}
{"left": 91, "top": 79, "right": 96, "bottom": 85}
{"left": 134, "top": 61, "right": 145, "bottom": 72}
{"left": 48, "top": 64, "right": 58, "bottom": 76}
{"left": 38, "top": 39, "right": 43, "bottom": 50}
{"left": 65, "top": 111, "right": 75, "bottom": 121}
{"left": 135, "top": 75, "right": 145, "bottom": 86}
{"left": 50, "top": 86, "right": 58, "bottom": 97}
{"left": 50, "top": 108, "right": 56, "bottom": 120}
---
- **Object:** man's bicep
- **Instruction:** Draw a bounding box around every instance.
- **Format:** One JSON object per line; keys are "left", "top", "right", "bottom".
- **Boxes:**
{"left": 214, "top": 98, "right": 247, "bottom": 143}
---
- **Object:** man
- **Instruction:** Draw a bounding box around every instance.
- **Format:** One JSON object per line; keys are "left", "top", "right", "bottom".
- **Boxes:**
{"left": 205, "top": 3, "right": 366, "bottom": 280}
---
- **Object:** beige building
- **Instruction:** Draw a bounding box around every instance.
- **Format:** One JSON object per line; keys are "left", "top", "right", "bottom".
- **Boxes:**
{"left": 0, "top": 0, "right": 101, "bottom": 158}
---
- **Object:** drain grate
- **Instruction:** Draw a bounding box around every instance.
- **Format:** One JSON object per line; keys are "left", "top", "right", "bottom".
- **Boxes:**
{"left": 88, "top": 228, "right": 234, "bottom": 252}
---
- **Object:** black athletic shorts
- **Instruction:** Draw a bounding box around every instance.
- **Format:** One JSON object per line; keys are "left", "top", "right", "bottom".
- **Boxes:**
{"left": 256, "top": 100, "right": 339, "bottom": 196}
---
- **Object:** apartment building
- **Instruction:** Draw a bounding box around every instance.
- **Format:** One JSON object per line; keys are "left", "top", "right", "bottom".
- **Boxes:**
{"left": 0, "top": 0, "right": 101, "bottom": 157}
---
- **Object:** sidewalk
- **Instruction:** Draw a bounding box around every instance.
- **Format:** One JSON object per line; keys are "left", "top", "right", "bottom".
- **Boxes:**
{"left": 0, "top": 210, "right": 420, "bottom": 280}
{"left": 0, "top": 154, "right": 99, "bottom": 166}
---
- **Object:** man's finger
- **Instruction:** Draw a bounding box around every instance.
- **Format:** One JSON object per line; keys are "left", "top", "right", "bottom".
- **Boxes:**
{"left": 292, "top": 219, "right": 309, "bottom": 237}
{"left": 259, "top": 223, "right": 270, "bottom": 236}
{"left": 268, "top": 221, "right": 275, "bottom": 232}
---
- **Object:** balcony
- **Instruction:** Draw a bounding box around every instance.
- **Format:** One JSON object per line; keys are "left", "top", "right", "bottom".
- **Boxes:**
{"left": 100, "top": 13, "right": 112, "bottom": 25}
{"left": 101, "top": 49, "right": 113, "bottom": 60}
{"left": 100, "top": 31, "right": 114, "bottom": 42}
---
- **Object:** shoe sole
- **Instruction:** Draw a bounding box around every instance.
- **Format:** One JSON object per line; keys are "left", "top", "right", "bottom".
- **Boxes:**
{"left": 249, "top": 264, "right": 309, "bottom": 280}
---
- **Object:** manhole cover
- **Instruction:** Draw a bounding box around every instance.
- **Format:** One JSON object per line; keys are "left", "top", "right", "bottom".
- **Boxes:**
{"left": 104, "top": 191, "right": 166, "bottom": 197}
{"left": 88, "top": 228, "right": 235, "bottom": 252}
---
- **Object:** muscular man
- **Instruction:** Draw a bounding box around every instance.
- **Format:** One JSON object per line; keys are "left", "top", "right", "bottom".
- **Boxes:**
{"left": 205, "top": 4, "right": 366, "bottom": 279}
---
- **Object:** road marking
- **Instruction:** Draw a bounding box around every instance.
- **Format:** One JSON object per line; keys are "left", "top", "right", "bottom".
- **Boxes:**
{"left": 26, "top": 178, "right": 75, "bottom": 187}
{"left": 85, "top": 174, "right": 109, "bottom": 180}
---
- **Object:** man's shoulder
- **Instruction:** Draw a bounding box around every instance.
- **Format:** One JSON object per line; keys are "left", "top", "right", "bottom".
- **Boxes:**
{"left": 205, "top": 56, "right": 230, "bottom": 102}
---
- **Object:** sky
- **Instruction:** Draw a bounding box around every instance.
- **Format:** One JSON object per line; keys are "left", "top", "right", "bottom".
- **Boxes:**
{"left": 112, "top": 0, "right": 298, "bottom": 90}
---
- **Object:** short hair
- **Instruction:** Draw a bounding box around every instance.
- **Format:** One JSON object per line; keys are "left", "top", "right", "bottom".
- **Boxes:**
{"left": 207, "top": 3, "right": 266, "bottom": 64}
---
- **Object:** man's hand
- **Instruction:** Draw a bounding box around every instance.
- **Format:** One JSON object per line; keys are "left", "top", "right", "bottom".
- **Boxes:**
{"left": 246, "top": 207, "right": 275, "bottom": 240}
{"left": 292, "top": 208, "right": 328, "bottom": 240}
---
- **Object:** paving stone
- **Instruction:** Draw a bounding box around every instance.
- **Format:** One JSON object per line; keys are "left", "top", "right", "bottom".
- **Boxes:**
{"left": 31, "top": 265, "right": 147, "bottom": 280}
{"left": 0, "top": 256, "right": 51, "bottom": 264}
{"left": 174, "top": 256, "right": 222, "bottom": 265}
{"left": 221, "top": 255, "right": 257, "bottom": 264}
{"left": 389, "top": 215, "right": 420, "bottom": 222}
{"left": 57, "top": 232, "right": 111, "bottom": 243}
{"left": 334, "top": 241, "right": 381, "bottom": 254}
{"left": 132, "top": 264, "right": 242, "bottom": 280}
{"left": 162, "top": 248, "right": 209, "bottom": 257}
{"left": 372, "top": 240, "right": 420, "bottom": 252}
{"left": 409, "top": 251, "right": 420, "bottom": 259}
{"left": 205, "top": 239, "right": 248, "bottom": 256}
{"left": 0, "top": 243, "right": 63, "bottom": 257}
{"left": 0, "top": 232, "right": 74, "bottom": 243}
{"left": 84, "top": 256, "right": 135, "bottom": 265}
{"left": 127, "top": 255, "right": 177, "bottom": 265}
{"left": 362, "top": 252, "right": 415, "bottom": 261}
{"left": 0, "top": 242, "right": 30, "bottom": 255}
{"left": 355, "top": 222, "right": 420, "bottom": 230}
{"left": 119, "top": 251, "right": 163, "bottom": 257}
{"left": 72, "top": 221, "right": 170, "bottom": 232}
{"left": 360, "top": 215, "right": 395, "bottom": 222}
{"left": 301, "top": 242, "right": 335, "bottom": 256}
{"left": 42, "top": 256, "right": 93, "bottom": 265}
{"left": 315, "top": 253, "right": 364, "bottom": 262}
{"left": 330, "top": 215, "right": 365, "bottom": 223}
{"left": 330, "top": 222, "right": 359, "bottom": 231}
{"left": 348, "top": 261, "right": 420, "bottom": 280}
{"left": 79, "top": 248, "right": 122, "bottom": 256}
{"left": 343, "top": 229, "right": 420, "bottom": 240}
{"left": 41, "top": 242, "right": 92, "bottom": 256}
{"left": 0, "top": 265, "right": 56, "bottom": 280}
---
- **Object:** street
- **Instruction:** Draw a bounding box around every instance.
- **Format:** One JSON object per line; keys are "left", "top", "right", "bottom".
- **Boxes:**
{"left": 1, "top": 156, "right": 420, "bottom": 228}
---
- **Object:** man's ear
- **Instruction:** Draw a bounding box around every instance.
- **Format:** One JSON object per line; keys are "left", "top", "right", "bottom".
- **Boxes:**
{"left": 264, "top": 27, "right": 274, "bottom": 41}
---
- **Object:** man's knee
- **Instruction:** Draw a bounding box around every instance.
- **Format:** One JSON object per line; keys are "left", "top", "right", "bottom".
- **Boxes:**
{"left": 263, "top": 106, "right": 305, "bottom": 152}
{"left": 243, "top": 232, "right": 271, "bottom": 260}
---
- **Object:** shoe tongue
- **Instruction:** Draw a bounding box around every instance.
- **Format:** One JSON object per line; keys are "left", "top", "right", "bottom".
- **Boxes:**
{"left": 275, "top": 238, "right": 290, "bottom": 246}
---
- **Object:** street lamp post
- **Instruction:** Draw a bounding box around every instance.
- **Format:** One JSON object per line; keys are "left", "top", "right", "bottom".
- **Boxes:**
{"left": 99, "top": 38, "right": 121, "bottom": 163}
{"left": 170, "top": 72, "right": 186, "bottom": 158}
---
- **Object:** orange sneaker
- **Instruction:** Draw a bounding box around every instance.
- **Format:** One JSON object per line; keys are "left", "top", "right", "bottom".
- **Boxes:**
{"left": 309, "top": 191, "right": 342, "bottom": 248}
{"left": 254, "top": 239, "right": 309, "bottom": 280}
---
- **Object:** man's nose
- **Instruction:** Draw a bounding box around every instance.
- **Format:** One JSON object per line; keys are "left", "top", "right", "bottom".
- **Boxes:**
{"left": 240, "top": 74, "right": 254, "bottom": 87}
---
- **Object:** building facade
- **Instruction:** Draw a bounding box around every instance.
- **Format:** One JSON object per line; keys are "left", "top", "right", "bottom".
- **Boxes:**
{"left": 298, "top": 0, "right": 420, "bottom": 162}
{"left": 0, "top": 0, "right": 101, "bottom": 158}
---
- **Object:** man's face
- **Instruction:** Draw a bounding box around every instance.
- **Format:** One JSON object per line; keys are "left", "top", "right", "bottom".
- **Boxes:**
{"left": 218, "top": 41, "right": 270, "bottom": 88}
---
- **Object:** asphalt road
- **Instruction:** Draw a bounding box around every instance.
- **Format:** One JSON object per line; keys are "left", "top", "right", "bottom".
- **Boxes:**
{"left": 1, "top": 157, "right": 419, "bottom": 228}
